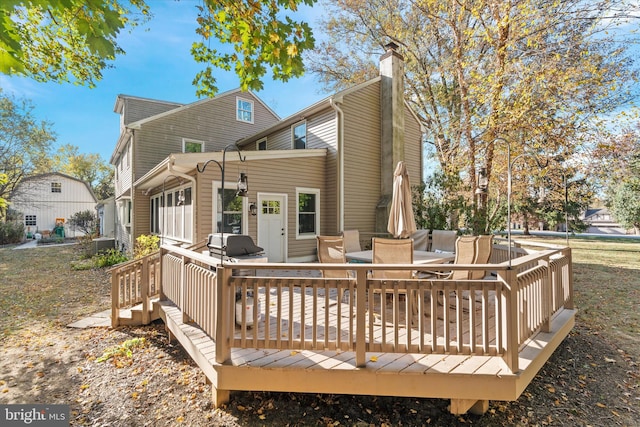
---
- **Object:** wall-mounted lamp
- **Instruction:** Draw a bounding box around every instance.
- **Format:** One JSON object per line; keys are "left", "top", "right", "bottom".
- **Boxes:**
{"left": 176, "top": 189, "right": 185, "bottom": 206}
{"left": 249, "top": 202, "right": 258, "bottom": 216}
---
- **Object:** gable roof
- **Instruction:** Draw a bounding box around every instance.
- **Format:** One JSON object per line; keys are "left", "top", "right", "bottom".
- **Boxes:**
{"left": 236, "top": 76, "right": 425, "bottom": 147}
{"left": 124, "top": 88, "right": 279, "bottom": 130}
{"left": 12, "top": 172, "right": 97, "bottom": 202}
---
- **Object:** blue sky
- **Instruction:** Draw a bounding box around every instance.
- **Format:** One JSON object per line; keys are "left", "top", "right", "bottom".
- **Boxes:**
{"left": 0, "top": 1, "right": 328, "bottom": 163}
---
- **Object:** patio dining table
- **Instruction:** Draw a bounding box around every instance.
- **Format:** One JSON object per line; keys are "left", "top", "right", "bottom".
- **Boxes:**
{"left": 345, "top": 250, "right": 455, "bottom": 265}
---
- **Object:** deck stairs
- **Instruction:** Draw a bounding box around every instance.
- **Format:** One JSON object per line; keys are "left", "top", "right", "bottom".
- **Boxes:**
{"left": 116, "top": 298, "right": 162, "bottom": 326}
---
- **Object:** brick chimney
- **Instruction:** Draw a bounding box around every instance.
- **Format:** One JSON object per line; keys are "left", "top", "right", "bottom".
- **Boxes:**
{"left": 376, "top": 42, "right": 405, "bottom": 233}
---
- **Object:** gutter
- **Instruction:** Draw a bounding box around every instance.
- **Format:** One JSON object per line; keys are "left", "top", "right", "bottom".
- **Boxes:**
{"left": 329, "top": 97, "right": 345, "bottom": 232}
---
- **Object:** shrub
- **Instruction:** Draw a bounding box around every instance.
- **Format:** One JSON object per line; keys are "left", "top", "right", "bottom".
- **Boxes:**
{"left": 94, "top": 249, "right": 129, "bottom": 268}
{"left": 0, "top": 221, "right": 25, "bottom": 245}
{"left": 134, "top": 234, "right": 159, "bottom": 259}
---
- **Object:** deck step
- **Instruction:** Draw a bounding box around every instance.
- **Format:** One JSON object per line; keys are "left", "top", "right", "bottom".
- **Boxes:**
{"left": 116, "top": 298, "right": 161, "bottom": 326}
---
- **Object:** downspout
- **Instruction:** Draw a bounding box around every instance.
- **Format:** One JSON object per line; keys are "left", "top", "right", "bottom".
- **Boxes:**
{"left": 168, "top": 158, "right": 197, "bottom": 244}
{"left": 330, "top": 97, "right": 345, "bottom": 232}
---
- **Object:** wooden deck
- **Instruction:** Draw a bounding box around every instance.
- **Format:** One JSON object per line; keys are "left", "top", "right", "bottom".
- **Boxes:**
{"left": 111, "top": 241, "right": 576, "bottom": 415}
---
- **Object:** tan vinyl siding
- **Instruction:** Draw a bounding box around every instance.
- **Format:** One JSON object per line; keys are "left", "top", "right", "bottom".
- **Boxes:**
{"left": 191, "top": 155, "right": 326, "bottom": 260}
{"left": 123, "top": 98, "right": 182, "bottom": 125}
{"left": 132, "top": 92, "right": 279, "bottom": 181}
{"left": 341, "top": 82, "right": 382, "bottom": 236}
{"left": 133, "top": 189, "right": 151, "bottom": 242}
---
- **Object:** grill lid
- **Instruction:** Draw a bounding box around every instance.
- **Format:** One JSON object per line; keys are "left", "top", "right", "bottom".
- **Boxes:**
{"left": 207, "top": 234, "right": 264, "bottom": 257}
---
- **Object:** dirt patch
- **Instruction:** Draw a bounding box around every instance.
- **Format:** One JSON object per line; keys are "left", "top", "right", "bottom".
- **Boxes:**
{"left": 1, "top": 243, "right": 639, "bottom": 425}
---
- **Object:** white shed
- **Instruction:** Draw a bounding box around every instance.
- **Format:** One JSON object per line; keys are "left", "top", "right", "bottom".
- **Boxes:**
{"left": 10, "top": 172, "right": 97, "bottom": 238}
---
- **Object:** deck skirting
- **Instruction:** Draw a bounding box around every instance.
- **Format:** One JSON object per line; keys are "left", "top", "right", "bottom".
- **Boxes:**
{"left": 157, "top": 299, "right": 575, "bottom": 410}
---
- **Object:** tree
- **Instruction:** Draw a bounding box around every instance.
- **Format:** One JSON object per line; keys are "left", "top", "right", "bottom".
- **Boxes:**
{"left": 611, "top": 180, "right": 640, "bottom": 234}
{"left": 0, "top": 0, "right": 316, "bottom": 96}
{"left": 0, "top": 91, "right": 56, "bottom": 219}
{"left": 41, "top": 144, "right": 114, "bottom": 199}
{"left": 0, "top": 0, "right": 151, "bottom": 88}
{"left": 308, "top": 0, "right": 638, "bottom": 233}
{"left": 68, "top": 209, "right": 97, "bottom": 236}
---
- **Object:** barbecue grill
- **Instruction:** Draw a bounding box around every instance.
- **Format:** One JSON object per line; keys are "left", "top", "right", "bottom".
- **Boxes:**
{"left": 206, "top": 233, "right": 264, "bottom": 259}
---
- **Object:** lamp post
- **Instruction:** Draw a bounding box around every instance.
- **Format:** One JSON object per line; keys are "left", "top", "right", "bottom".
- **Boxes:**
{"left": 495, "top": 137, "right": 546, "bottom": 269}
{"left": 196, "top": 143, "right": 248, "bottom": 265}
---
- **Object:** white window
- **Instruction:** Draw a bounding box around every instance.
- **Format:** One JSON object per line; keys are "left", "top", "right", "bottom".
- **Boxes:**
{"left": 296, "top": 188, "right": 320, "bottom": 238}
{"left": 257, "top": 138, "right": 267, "bottom": 151}
{"left": 25, "top": 215, "right": 37, "bottom": 226}
{"left": 150, "top": 186, "right": 193, "bottom": 242}
{"left": 236, "top": 97, "right": 254, "bottom": 123}
{"left": 120, "top": 199, "right": 132, "bottom": 226}
{"left": 292, "top": 121, "right": 306, "bottom": 149}
{"left": 183, "top": 139, "right": 204, "bottom": 153}
{"left": 51, "top": 182, "right": 61, "bottom": 193}
{"left": 213, "top": 182, "right": 247, "bottom": 235}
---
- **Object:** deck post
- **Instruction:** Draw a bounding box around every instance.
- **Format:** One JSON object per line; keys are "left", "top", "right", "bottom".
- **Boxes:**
{"left": 141, "top": 256, "right": 150, "bottom": 325}
{"left": 498, "top": 266, "right": 520, "bottom": 373}
{"left": 159, "top": 247, "right": 166, "bottom": 301}
{"left": 564, "top": 248, "right": 574, "bottom": 309}
{"left": 181, "top": 255, "right": 189, "bottom": 324}
{"left": 541, "top": 257, "right": 551, "bottom": 333}
{"left": 215, "top": 266, "right": 232, "bottom": 364}
{"left": 111, "top": 267, "right": 119, "bottom": 328}
{"left": 450, "top": 399, "right": 489, "bottom": 415}
{"left": 355, "top": 267, "right": 367, "bottom": 367}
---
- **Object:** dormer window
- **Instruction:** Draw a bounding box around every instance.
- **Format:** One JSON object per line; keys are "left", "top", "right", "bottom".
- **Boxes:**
{"left": 236, "top": 97, "right": 254, "bottom": 123}
{"left": 51, "top": 182, "right": 62, "bottom": 193}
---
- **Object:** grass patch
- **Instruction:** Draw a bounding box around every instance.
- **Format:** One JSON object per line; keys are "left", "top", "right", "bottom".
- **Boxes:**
{"left": 521, "top": 236, "right": 640, "bottom": 358}
{"left": 0, "top": 244, "right": 111, "bottom": 339}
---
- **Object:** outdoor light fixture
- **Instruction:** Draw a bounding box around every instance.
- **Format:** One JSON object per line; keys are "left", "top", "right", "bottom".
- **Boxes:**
{"left": 237, "top": 173, "right": 249, "bottom": 197}
{"left": 249, "top": 202, "right": 258, "bottom": 216}
{"left": 475, "top": 167, "right": 488, "bottom": 195}
{"left": 176, "top": 189, "right": 185, "bottom": 206}
{"left": 196, "top": 143, "right": 247, "bottom": 265}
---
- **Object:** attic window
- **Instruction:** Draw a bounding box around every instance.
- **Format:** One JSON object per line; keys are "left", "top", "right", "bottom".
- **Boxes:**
{"left": 51, "top": 182, "right": 62, "bottom": 193}
{"left": 236, "top": 97, "right": 254, "bottom": 123}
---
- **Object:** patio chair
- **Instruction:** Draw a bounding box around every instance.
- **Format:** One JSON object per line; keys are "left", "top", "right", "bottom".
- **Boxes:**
{"left": 370, "top": 237, "right": 416, "bottom": 324}
{"left": 469, "top": 235, "right": 494, "bottom": 280}
{"left": 342, "top": 229, "right": 362, "bottom": 253}
{"left": 410, "top": 229, "right": 430, "bottom": 251}
{"left": 317, "top": 235, "right": 352, "bottom": 302}
{"left": 371, "top": 237, "right": 414, "bottom": 279}
{"left": 316, "top": 236, "right": 350, "bottom": 279}
{"left": 430, "top": 230, "right": 457, "bottom": 253}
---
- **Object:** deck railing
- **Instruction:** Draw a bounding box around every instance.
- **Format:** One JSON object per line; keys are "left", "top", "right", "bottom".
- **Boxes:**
{"left": 109, "top": 251, "right": 161, "bottom": 327}
{"left": 111, "top": 240, "right": 573, "bottom": 374}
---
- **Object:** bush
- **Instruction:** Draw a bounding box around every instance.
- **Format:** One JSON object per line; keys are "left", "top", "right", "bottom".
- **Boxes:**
{"left": 0, "top": 221, "right": 25, "bottom": 245}
{"left": 134, "top": 234, "right": 159, "bottom": 259}
{"left": 94, "top": 249, "right": 129, "bottom": 268}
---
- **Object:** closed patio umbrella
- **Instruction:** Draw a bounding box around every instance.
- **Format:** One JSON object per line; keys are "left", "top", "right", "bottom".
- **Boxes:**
{"left": 387, "top": 161, "right": 417, "bottom": 238}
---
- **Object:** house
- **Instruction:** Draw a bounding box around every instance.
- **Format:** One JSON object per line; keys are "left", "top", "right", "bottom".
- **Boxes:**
{"left": 96, "top": 196, "right": 116, "bottom": 238}
{"left": 582, "top": 207, "right": 626, "bottom": 234}
{"left": 110, "top": 91, "right": 281, "bottom": 252}
{"left": 114, "top": 43, "right": 425, "bottom": 261}
{"left": 9, "top": 172, "right": 97, "bottom": 238}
